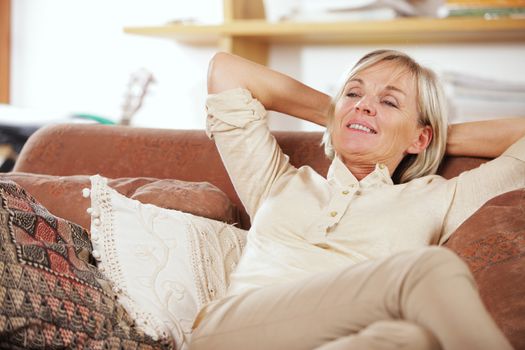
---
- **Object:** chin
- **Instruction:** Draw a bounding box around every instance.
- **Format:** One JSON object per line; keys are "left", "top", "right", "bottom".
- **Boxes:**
{"left": 336, "top": 139, "right": 377, "bottom": 156}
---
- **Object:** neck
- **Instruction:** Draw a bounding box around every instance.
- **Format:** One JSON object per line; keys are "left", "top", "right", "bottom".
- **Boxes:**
{"left": 344, "top": 162, "right": 376, "bottom": 180}
{"left": 340, "top": 155, "right": 400, "bottom": 181}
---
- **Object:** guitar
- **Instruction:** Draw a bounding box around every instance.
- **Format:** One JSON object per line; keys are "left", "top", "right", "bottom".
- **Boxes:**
{"left": 119, "top": 68, "right": 155, "bottom": 126}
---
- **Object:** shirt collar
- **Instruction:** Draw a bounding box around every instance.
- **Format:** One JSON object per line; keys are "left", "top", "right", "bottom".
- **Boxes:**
{"left": 327, "top": 155, "right": 394, "bottom": 188}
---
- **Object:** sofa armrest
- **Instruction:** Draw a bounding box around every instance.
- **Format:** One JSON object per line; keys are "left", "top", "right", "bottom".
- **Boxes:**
{"left": 14, "top": 124, "right": 219, "bottom": 180}
{"left": 444, "top": 189, "right": 525, "bottom": 350}
{"left": 14, "top": 123, "right": 331, "bottom": 229}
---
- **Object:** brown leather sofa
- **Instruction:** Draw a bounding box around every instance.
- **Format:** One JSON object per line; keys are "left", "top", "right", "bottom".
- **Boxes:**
{"left": 6, "top": 123, "right": 525, "bottom": 349}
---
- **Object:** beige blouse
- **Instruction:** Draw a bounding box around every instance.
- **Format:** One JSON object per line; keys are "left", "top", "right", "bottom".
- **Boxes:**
{"left": 206, "top": 88, "right": 525, "bottom": 297}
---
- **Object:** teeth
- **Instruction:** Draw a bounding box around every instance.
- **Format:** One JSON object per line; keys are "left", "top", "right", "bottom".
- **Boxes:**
{"left": 348, "top": 123, "right": 376, "bottom": 134}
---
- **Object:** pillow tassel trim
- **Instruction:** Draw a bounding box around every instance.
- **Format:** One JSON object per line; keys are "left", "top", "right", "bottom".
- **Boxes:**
{"left": 89, "top": 175, "right": 171, "bottom": 342}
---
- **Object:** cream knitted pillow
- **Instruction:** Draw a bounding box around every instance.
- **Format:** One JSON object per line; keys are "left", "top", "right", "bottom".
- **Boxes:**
{"left": 86, "top": 175, "right": 246, "bottom": 349}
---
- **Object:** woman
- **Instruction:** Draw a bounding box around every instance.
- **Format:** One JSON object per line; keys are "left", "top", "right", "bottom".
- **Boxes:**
{"left": 190, "top": 50, "right": 525, "bottom": 350}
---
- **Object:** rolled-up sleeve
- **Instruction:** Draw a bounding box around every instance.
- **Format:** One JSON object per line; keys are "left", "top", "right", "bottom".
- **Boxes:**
{"left": 206, "top": 88, "right": 294, "bottom": 219}
{"left": 206, "top": 88, "right": 267, "bottom": 137}
{"left": 440, "top": 135, "right": 525, "bottom": 244}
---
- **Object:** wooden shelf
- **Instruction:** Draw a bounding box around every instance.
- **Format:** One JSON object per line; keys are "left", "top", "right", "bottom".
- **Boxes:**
{"left": 124, "top": 17, "right": 525, "bottom": 45}
{"left": 125, "top": 0, "right": 525, "bottom": 66}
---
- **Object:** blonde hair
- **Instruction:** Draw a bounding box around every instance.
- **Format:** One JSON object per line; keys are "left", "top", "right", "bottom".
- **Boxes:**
{"left": 322, "top": 49, "right": 448, "bottom": 184}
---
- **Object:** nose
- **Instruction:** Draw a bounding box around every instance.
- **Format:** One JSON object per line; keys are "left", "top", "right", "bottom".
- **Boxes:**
{"left": 355, "top": 96, "right": 376, "bottom": 116}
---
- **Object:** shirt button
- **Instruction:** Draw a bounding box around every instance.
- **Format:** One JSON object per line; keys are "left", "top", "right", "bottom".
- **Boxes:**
{"left": 349, "top": 184, "right": 356, "bottom": 188}
{"left": 342, "top": 190, "right": 350, "bottom": 195}
{"left": 378, "top": 163, "right": 386, "bottom": 169}
{"left": 330, "top": 211, "right": 338, "bottom": 217}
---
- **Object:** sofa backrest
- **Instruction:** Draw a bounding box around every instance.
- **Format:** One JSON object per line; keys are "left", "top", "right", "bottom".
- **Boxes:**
{"left": 14, "top": 123, "right": 489, "bottom": 228}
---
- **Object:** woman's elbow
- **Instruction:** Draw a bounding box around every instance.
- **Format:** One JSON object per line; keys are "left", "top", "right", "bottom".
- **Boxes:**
{"left": 207, "top": 52, "right": 235, "bottom": 94}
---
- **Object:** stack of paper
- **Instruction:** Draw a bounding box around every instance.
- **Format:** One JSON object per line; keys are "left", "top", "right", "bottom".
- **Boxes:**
{"left": 264, "top": 0, "right": 445, "bottom": 22}
{"left": 441, "top": 71, "right": 525, "bottom": 123}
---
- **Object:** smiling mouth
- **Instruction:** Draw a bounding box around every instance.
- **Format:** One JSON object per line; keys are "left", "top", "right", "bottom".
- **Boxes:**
{"left": 346, "top": 123, "right": 377, "bottom": 134}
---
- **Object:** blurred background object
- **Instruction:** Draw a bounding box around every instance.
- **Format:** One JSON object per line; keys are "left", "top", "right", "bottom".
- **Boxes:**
{"left": 442, "top": 0, "right": 525, "bottom": 18}
{"left": 119, "top": 68, "right": 155, "bottom": 126}
{"left": 263, "top": 0, "right": 446, "bottom": 22}
{"left": 442, "top": 70, "right": 525, "bottom": 122}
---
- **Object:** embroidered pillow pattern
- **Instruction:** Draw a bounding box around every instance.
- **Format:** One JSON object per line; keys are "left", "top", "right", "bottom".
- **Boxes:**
{"left": 88, "top": 175, "right": 247, "bottom": 349}
{"left": 0, "top": 180, "right": 172, "bottom": 349}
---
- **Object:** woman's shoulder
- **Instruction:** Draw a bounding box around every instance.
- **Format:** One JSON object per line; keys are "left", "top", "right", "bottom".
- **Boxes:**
{"left": 275, "top": 163, "right": 326, "bottom": 186}
{"left": 399, "top": 174, "right": 449, "bottom": 190}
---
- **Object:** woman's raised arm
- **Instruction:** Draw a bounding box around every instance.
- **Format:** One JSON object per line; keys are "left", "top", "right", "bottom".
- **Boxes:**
{"left": 207, "top": 52, "right": 331, "bottom": 126}
{"left": 446, "top": 118, "right": 525, "bottom": 158}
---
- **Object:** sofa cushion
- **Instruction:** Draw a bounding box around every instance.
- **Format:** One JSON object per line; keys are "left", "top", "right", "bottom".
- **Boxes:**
{"left": 88, "top": 175, "right": 247, "bottom": 348}
{"left": 0, "top": 180, "right": 171, "bottom": 349}
{"left": 444, "top": 188, "right": 525, "bottom": 350}
{"left": 0, "top": 172, "right": 238, "bottom": 231}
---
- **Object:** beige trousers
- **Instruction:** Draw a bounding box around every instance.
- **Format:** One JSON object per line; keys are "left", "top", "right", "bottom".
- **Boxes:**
{"left": 190, "top": 247, "right": 513, "bottom": 350}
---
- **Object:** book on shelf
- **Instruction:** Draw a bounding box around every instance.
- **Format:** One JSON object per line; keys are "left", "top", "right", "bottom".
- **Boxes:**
{"left": 443, "top": 0, "right": 525, "bottom": 17}
{"left": 446, "top": 6, "right": 525, "bottom": 17}
{"left": 446, "top": 0, "right": 525, "bottom": 6}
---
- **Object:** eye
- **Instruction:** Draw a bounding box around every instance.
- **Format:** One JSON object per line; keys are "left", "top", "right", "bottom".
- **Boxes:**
{"left": 346, "top": 91, "right": 361, "bottom": 98}
{"left": 382, "top": 97, "right": 398, "bottom": 108}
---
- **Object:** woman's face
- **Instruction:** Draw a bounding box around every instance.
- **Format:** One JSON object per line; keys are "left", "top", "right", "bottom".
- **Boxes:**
{"left": 331, "top": 60, "right": 431, "bottom": 172}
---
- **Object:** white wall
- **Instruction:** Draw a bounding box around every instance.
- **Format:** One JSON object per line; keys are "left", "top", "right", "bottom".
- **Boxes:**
{"left": 11, "top": 0, "right": 222, "bottom": 129}
{"left": 10, "top": 0, "right": 525, "bottom": 131}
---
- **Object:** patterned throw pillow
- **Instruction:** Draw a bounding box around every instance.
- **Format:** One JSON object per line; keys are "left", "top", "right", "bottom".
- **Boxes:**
{"left": 87, "top": 175, "right": 247, "bottom": 349}
{"left": 0, "top": 180, "right": 173, "bottom": 349}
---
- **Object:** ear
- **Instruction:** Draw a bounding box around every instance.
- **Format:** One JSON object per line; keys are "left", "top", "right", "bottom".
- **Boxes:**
{"left": 406, "top": 125, "right": 432, "bottom": 155}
